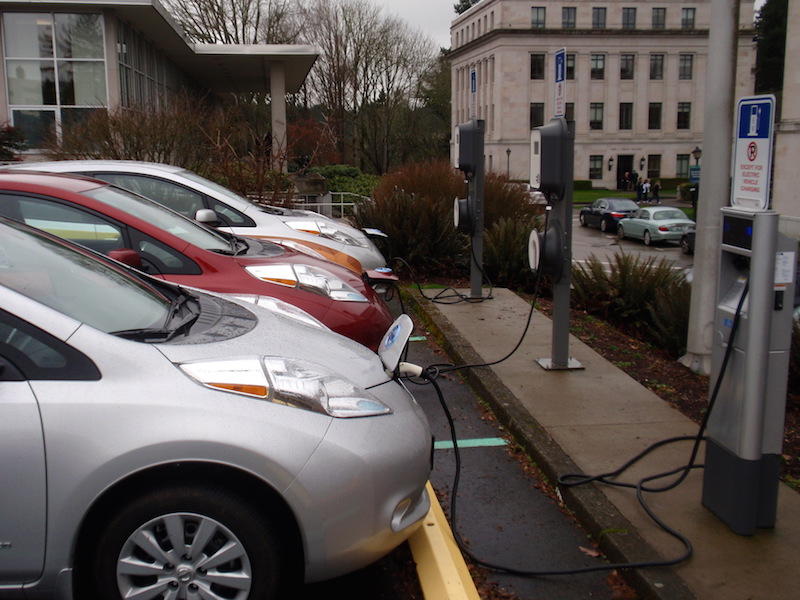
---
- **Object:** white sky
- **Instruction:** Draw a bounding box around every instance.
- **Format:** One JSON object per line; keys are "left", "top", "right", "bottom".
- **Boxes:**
{"left": 366, "top": 0, "right": 455, "bottom": 50}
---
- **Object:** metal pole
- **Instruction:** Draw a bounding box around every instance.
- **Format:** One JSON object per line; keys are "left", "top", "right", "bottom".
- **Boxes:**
{"left": 470, "top": 120, "right": 486, "bottom": 299}
{"left": 680, "top": 0, "right": 739, "bottom": 375}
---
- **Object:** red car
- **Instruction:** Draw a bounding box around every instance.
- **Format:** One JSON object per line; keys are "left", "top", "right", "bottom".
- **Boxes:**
{"left": 0, "top": 172, "right": 392, "bottom": 350}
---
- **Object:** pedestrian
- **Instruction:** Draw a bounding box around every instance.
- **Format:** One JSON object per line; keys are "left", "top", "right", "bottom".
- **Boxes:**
{"left": 635, "top": 178, "right": 643, "bottom": 203}
{"left": 652, "top": 180, "right": 661, "bottom": 204}
{"left": 642, "top": 179, "right": 650, "bottom": 203}
{"left": 623, "top": 171, "right": 631, "bottom": 191}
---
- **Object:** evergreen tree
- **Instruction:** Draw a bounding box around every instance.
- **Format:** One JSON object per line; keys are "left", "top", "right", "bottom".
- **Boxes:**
{"left": 755, "top": 0, "right": 787, "bottom": 94}
{"left": 454, "top": 1, "right": 480, "bottom": 15}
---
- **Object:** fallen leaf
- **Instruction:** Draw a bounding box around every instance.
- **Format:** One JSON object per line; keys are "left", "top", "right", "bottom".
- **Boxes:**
{"left": 579, "top": 545, "right": 601, "bottom": 557}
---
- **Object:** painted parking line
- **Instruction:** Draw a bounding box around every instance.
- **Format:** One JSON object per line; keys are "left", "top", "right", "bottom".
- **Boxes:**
{"left": 410, "top": 335, "right": 428, "bottom": 342}
{"left": 434, "top": 437, "right": 508, "bottom": 450}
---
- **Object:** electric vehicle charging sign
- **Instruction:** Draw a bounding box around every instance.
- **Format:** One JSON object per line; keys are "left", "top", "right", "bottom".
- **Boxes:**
{"left": 469, "top": 67, "right": 477, "bottom": 119}
{"left": 731, "top": 95, "right": 775, "bottom": 211}
{"left": 554, "top": 48, "right": 566, "bottom": 118}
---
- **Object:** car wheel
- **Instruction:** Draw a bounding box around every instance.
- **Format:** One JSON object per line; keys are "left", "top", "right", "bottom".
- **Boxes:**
{"left": 617, "top": 225, "right": 625, "bottom": 241}
{"left": 579, "top": 213, "right": 587, "bottom": 227}
{"left": 87, "top": 484, "right": 282, "bottom": 600}
{"left": 680, "top": 235, "right": 691, "bottom": 255}
{"left": 600, "top": 218, "right": 610, "bottom": 233}
{"left": 643, "top": 230, "right": 652, "bottom": 246}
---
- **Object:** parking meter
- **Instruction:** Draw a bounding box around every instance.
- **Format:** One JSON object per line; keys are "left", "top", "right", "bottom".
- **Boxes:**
{"left": 702, "top": 208, "right": 796, "bottom": 535}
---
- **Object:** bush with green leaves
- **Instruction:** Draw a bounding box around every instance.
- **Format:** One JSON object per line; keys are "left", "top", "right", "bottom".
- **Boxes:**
{"left": 312, "top": 164, "right": 379, "bottom": 197}
{"left": 571, "top": 253, "right": 689, "bottom": 356}
{"left": 484, "top": 216, "right": 541, "bottom": 290}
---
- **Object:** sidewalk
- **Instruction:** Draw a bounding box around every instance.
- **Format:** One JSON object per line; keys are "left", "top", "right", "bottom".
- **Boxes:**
{"left": 406, "top": 288, "right": 800, "bottom": 600}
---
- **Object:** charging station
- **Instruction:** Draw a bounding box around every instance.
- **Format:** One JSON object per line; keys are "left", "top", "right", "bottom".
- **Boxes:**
{"left": 454, "top": 119, "right": 486, "bottom": 299}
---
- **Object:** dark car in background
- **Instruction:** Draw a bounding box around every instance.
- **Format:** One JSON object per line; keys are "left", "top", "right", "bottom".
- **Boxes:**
{"left": 579, "top": 198, "right": 640, "bottom": 233}
{"left": 681, "top": 228, "right": 696, "bottom": 255}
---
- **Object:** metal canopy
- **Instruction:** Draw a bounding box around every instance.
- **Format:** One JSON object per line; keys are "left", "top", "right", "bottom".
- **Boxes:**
{"left": 0, "top": 0, "right": 318, "bottom": 93}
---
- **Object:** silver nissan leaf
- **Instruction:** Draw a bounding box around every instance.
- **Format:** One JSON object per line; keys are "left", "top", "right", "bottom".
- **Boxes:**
{"left": 0, "top": 217, "right": 431, "bottom": 599}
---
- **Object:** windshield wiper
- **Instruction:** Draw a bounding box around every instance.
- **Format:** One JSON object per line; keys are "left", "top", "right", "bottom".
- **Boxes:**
{"left": 111, "top": 294, "right": 200, "bottom": 342}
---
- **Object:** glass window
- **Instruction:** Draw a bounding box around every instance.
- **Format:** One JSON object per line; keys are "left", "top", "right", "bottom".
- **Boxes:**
{"left": 565, "top": 102, "right": 575, "bottom": 122}
{"left": 10, "top": 109, "right": 55, "bottom": 147}
{"left": 677, "top": 102, "right": 691, "bottom": 129}
{"left": 622, "top": 8, "right": 637, "bottom": 29}
{"left": 681, "top": 8, "right": 696, "bottom": 29}
{"left": 650, "top": 54, "right": 664, "bottom": 80}
{"left": 591, "top": 54, "right": 605, "bottom": 80}
{"left": 531, "top": 7, "right": 546, "bottom": 28}
{"left": 620, "top": 54, "right": 635, "bottom": 80}
{"left": 566, "top": 53, "right": 575, "bottom": 79}
{"left": 676, "top": 154, "right": 690, "bottom": 178}
{"left": 648, "top": 103, "right": 662, "bottom": 129}
{"left": 54, "top": 13, "right": 104, "bottom": 59}
{"left": 95, "top": 174, "right": 205, "bottom": 218}
{"left": 562, "top": 7, "right": 576, "bottom": 29}
{"left": 679, "top": 54, "right": 693, "bottom": 80}
{"left": 530, "top": 102, "right": 545, "bottom": 129}
{"left": 530, "top": 53, "right": 545, "bottom": 79}
{"left": 590, "top": 103, "right": 604, "bottom": 130}
{"left": 6, "top": 60, "right": 57, "bottom": 105}
{"left": 647, "top": 155, "right": 661, "bottom": 179}
{"left": 589, "top": 155, "right": 603, "bottom": 179}
{"left": 652, "top": 7, "right": 666, "bottom": 29}
{"left": 3, "top": 13, "right": 54, "bottom": 58}
{"left": 592, "top": 7, "right": 607, "bottom": 29}
{"left": 57, "top": 60, "right": 106, "bottom": 105}
{"left": 619, "top": 103, "right": 633, "bottom": 130}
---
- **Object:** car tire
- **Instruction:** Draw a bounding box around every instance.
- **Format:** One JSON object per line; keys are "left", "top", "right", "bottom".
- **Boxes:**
{"left": 579, "top": 213, "right": 587, "bottom": 227}
{"left": 600, "top": 218, "right": 610, "bottom": 233}
{"left": 617, "top": 225, "right": 625, "bottom": 241}
{"left": 680, "top": 235, "right": 692, "bottom": 255}
{"left": 643, "top": 230, "right": 652, "bottom": 246}
{"left": 87, "top": 484, "right": 283, "bottom": 600}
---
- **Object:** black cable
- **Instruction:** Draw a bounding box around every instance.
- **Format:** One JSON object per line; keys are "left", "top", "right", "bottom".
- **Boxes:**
{"left": 414, "top": 276, "right": 750, "bottom": 576}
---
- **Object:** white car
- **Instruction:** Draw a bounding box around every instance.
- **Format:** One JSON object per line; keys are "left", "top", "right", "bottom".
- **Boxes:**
{"left": 5, "top": 160, "right": 387, "bottom": 273}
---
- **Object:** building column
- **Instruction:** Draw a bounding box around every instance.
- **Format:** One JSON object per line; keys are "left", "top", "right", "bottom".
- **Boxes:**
{"left": 270, "top": 62, "right": 287, "bottom": 173}
{"left": 773, "top": 0, "right": 800, "bottom": 238}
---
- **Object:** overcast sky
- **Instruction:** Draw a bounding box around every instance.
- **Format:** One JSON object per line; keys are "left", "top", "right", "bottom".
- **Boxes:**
{"left": 366, "top": 0, "right": 455, "bottom": 50}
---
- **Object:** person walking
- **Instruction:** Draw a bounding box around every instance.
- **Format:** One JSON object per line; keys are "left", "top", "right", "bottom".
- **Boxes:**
{"left": 642, "top": 179, "right": 651, "bottom": 203}
{"left": 635, "top": 178, "right": 643, "bottom": 203}
{"left": 652, "top": 180, "right": 661, "bottom": 204}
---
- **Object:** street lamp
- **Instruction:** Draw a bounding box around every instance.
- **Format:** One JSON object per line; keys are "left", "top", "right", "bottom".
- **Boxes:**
{"left": 607, "top": 156, "right": 614, "bottom": 171}
{"left": 692, "top": 146, "right": 702, "bottom": 165}
{"left": 506, "top": 148, "right": 511, "bottom": 178}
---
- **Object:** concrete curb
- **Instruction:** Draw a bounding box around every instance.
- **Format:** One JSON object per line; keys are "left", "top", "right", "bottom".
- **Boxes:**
{"left": 404, "top": 289, "right": 696, "bottom": 600}
{"left": 408, "top": 483, "right": 481, "bottom": 600}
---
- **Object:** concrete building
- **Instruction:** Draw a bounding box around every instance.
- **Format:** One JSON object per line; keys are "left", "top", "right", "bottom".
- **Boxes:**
{"left": 449, "top": 0, "right": 755, "bottom": 188}
{"left": 0, "top": 0, "right": 317, "bottom": 169}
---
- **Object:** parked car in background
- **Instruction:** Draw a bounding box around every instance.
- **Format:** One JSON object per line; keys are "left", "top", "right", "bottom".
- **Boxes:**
{"left": 0, "top": 215, "right": 431, "bottom": 599}
{"left": 681, "top": 227, "right": 696, "bottom": 255}
{"left": 4, "top": 160, "right": 387, "bottom": 273}
{"left": 579, "top": 197, "right": 640, "bottom": 233}
{"left": 0, "top": 172, "right": 392, "bottom": 350}
{"left": 617, "top": 206, "right": 695, "bottom": 246}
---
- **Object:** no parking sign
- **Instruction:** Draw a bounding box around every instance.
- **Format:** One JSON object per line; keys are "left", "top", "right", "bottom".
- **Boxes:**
{"left": 731, "top": 95, "right": 775, "bottom": 211}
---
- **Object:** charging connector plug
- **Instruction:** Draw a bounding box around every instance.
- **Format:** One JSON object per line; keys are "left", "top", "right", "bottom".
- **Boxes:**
{"left": 397, "top": 362, "right": 424, "bottom": 378}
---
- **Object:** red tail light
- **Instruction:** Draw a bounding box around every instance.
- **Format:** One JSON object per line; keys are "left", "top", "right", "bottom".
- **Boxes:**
{"left": 658, "top": 226, "right": 669, "bottom": 231}
{"left": 610, "top": 212, "right": 624, "bottom": 218}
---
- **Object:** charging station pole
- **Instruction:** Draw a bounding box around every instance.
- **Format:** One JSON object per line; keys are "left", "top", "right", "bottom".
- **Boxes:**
{"left": 454, "top": 119, "right": 486, "bottom": 300}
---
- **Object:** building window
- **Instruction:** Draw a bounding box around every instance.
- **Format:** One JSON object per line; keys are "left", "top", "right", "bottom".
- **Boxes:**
{"left": 531, "top": 7, "right": 546, "bottom": 28}
{"left": 562, "top": 7, "right": 576, "bottom": 29}
{"left": 652, "top": 7, "right": 666, "bottom": 29}
{"left": 590, "top": 103, "right": 604, "bottom": 130}
{"left": 530, "top": 53, "right": 545, "bottom": 79}
{"left": 679, "top": 54, "right": 694, "bottom": 80}
{"left": 589, "top": 155, "right": 603, "bottom": 179}
{"left": 650, "top": 54, "right": 664, "bottom": 80}
{"left": 676, "top": 154, "right": 690, "bottom": 178}
{"left": 622, "top": 8, "right": 637, "bottom": 29}
{"left": 591, "top": 54, "right": 605, "bottom": 79}
{"left": 648, "top": 103, "right": 662, "bottom": 129}
{"left": 530, "top": 102, "right": 545, "bottom": 129}
{"left": 565, "top": 102, "right": 574, "bottom": 122}
{"left": 566, "top": 53, "right": 576, "bottom": 79}
{"left": 647, "top": 155, "right": 661, "bottom": 179}
{"left": 681, "top": 8, "right": 696, "bottom": 29}
{"left": 3, "top": 12, "right": 107, "bottom": 147}
{"left": 620, "top": 54, "right": 635, "bottom": 80}
{"left": 592, "top": 7, "right": 607, "bottom": 29}
{"left": 677, "top": 102, "right": 691, "bottom": 129}
{"left": 619, "top": 103, "right": 633, "bottom": 130}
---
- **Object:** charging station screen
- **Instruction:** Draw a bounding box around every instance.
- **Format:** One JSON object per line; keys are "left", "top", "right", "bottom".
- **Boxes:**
{"left": 722, "top": 216, "right": 753, "bottom": 250}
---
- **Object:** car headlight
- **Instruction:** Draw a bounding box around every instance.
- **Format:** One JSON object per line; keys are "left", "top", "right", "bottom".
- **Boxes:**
{"left": 228, "top": 295, "right": 328, "bottom": 329}
{"left": 284, "top": 219, "right": 369, "bottom": 248}
{"left": 244, "top": 264, "right": 368, "bottom": 302}
{"left": 177, "top": 357, "right": 392, "bottom": 418}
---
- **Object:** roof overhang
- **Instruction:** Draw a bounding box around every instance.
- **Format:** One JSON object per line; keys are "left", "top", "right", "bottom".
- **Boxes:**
{"left": 0, "top": 0, "right": 318, "bottom": 93}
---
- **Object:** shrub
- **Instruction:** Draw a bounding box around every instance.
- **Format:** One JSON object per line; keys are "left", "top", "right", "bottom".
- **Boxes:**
{"left": 677, "top": 182, "right": 695, "bottom": 203}
{"left": 648, "top": 277, "right": 691, "bottom": 357}
{"left": 573, "top": 180, "right": 594, "bottom": 190}
{"left": 484, "top": 216, "right": 540, "bottom": 290}
{"left": 0, "top": 123, "right": 25, "bottom": 160}
{"left": 312, "top": 164, "right": 380, "bottom": 197}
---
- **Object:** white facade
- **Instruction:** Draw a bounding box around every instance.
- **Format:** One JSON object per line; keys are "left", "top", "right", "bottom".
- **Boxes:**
{"left": 450, "top": 0, "right": 755, "bottom": 188}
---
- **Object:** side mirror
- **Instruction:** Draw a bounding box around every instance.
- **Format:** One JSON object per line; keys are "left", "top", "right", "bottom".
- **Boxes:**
{"left": 108, "top": 248, "right": 143, "bottom": 269}
{"left": 195, "top": 209, "right": 219, "bottom": 225}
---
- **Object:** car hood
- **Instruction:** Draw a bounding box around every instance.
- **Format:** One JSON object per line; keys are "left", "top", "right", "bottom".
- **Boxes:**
{"left": 156, "top": 295, "right": 390, "bottom": 388}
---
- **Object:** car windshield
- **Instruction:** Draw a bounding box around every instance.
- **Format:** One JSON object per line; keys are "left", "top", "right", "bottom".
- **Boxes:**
{"left": 652, "top": 209, "right": 688, "bottom": 220}
{"left": 0, "top": 220, "right": 171, "bottom": 332}
{"left": 83, "top": 185, "right": 232, "bottom": 252}
{"left": 179, "top": 169, "right": 254, "bottom": 208}
{"left": 610, "top": 200, "right": 639, "bottom": 211}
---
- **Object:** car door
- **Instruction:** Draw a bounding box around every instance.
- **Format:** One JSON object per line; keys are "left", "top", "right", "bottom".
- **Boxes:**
{"left": 0, "top": 310, "right": 47, "bottom": 584}
{"left": 629, "top": 209, "right": 649, "bottom": 238}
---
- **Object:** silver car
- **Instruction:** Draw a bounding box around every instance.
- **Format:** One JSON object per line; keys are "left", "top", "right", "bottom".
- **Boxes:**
{"left": 5, "top": 160, "right": 387, "bottom": 272}
{"left": 0, "top": 217, "right": 430, "bottom": 599}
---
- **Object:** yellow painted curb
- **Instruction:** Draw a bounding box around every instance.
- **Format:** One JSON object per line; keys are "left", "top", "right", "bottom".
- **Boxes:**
{"left": 408, "top": 482, "right": 481, "bottom": 600}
